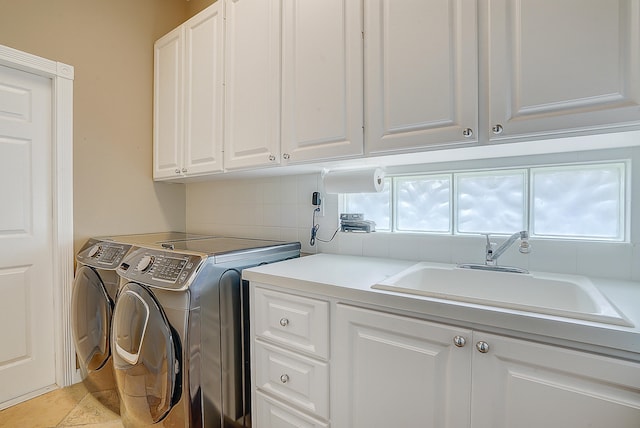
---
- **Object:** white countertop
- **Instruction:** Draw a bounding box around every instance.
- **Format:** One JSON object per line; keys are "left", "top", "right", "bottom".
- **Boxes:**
{"left": 243, "top": 253, "right": 640, "bottom": 360}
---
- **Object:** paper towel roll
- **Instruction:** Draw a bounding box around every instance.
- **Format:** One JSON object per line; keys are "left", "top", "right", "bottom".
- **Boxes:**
{"left": 322, "top": 168, "right": 385, "bottom": 194}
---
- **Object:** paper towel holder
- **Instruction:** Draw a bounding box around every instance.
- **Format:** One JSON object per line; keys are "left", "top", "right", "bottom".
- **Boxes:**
{"left": 321, "top": 167, "right": 385, "bottom": 194}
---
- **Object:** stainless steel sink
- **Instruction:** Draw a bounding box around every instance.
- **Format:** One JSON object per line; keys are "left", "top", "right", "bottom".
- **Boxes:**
{"left": 373, "top": 262, "right": 633, "bottom": 327}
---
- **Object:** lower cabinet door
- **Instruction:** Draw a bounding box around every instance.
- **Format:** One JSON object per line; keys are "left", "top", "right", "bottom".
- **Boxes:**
{"left": 471, "top": 332, "right": 640, "bottom": 428}
{"left": 255, "top": 392, "right": 329, "bottom": 428}
{"left": 333, "top": 304, "right": 473, "bottom": 428}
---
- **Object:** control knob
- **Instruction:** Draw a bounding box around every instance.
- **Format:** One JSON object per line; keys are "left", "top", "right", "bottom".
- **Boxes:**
{"left": 87, "top": 245, "right": 101, "bottom": 258}
{"left": 137, "top": 255, "right": 155, "bottom": 272}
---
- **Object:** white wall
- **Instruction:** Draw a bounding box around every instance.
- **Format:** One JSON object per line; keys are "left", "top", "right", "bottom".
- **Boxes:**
{"left": 187, "top": 140, "right": 640, "bottom": 282}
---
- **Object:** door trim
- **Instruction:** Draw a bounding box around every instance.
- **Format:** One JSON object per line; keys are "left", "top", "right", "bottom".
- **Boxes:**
{"left": 0, "top": 45, "right": 75, "bottom": 390}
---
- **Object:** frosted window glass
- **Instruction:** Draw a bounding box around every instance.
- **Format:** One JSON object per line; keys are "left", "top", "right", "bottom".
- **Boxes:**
{"left": 532, "top": 165, "right": 623, "bottom": 239}
{"left": 344, "top": 179, "right": 391, "bottom": 230}
{"left": 396, "top": 175, "right": 450, "bottom": 232}
{"left": 456, "top": 171, "right": 526, "bottom": 234}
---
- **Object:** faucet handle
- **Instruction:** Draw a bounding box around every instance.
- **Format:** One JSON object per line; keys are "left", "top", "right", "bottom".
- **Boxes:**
{"left": 483, "top": 234, "right": 496, "bottom": 265}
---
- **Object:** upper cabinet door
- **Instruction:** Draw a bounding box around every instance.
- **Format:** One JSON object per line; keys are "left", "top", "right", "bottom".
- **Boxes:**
{"left": 153, "top": 27, "right": 183, "bottom": 180}
{"left": 224, "top": 0, "right": 282, "bottom": 170}
{"left": 281, "top": 0, "right": 364, "bottom": 163}
{"left": 183, "top": 3, "right": 224, "bottom": 176}
{"left": 365, "top": 0, "right": 479, "bottom": 155}
{"left": 485, "top": 0, "right": 640, "bottom": 142}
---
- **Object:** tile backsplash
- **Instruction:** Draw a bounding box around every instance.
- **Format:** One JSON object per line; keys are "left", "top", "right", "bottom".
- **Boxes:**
{"left": 186, "top": 171, "right": 639, "bottom": 282}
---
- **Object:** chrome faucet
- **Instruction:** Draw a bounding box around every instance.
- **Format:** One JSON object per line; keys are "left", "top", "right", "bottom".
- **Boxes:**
{"left": 485, "top": 231, "right": 530, "bottom": 266}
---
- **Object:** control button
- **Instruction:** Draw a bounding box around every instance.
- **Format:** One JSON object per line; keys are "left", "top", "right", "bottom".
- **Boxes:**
{"left": 137, "top": 255, "right": 155, "bottom": 272}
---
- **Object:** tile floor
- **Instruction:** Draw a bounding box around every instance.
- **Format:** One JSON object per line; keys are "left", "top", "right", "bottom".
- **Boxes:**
{"left": 0, "top": 383, "right": 122, "bottom": 428}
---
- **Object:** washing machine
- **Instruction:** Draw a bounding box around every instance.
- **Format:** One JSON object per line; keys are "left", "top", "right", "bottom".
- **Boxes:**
{"left": 70, "top": 232, "right": 211, "bottom": 399}
{"left": 111, "top": 237, "right": 301, "bottom": 427}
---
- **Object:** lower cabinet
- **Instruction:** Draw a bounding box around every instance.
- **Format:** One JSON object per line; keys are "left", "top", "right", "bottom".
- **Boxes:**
{"left": 255, "top": 392, "right": 329, "bottom": 428}
{"left": 333, "top": 304, "right": 473, "bottom": 428}
{"left": 252, "top": 285, "right": 640, "bottom": 428}
{"left": 335, "top": 304, "right": 640, "bottom": 428}
{"left": 251, "top": 286, "right": 330, "bottom": 427}
{"left": 471, "top": 332, "right": 640, "bottom": 428}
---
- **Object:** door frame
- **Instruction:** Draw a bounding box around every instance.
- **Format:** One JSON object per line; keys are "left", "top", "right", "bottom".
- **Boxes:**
{"left": 0, "top": 45, "right": 75, "bottom": 391}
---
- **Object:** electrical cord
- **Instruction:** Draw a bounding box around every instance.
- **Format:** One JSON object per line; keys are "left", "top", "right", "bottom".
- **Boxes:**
{"left": 309, "top": 207, "right": 340, "bottom": 246}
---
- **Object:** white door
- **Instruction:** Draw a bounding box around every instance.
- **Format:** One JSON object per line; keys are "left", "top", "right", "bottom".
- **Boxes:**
{"left": 0, "top": 64, "right": 56, "bottom": 404}
{"left": 471, "top": 332, "right": 640, "bottom": 428}
{"left": 485, "top": 0, "right": 640, "bottom": 142}
{"left": 224, "top": 0, "right": 282, "bottom": 170}
{"left": 364, "top": 0, "right": 479, "bottom": 154}
{"left": 281, "top": 0, "right": 363, "bottom": 163}
{"left": 333, "top": 304, "right": 473, "bottom": 428}
{"left": 153, "top": 26, "right": 184, "bottom": 180}
{"left": 183, "top": 2, "right": 225, "bottom": 176}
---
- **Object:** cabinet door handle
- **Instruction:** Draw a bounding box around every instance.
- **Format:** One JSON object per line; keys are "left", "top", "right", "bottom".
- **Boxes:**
{"left": 283, "top": 153, "right": 291, "bottom": 160}
{"left": 268, "top": 155, "right": 276, "bottom": 162}
{"left": 476, "top": 341, "right": 490, "bottom": 353}
{"left": 181, "top": 167, "right": 187, "bottom": 173}
{"left": 280, "top": 374, "right": 290, "bottom": 384}
{"left": 462, "top": 128, "right": 473, "bottom": 138}
{"left": 175, "top": 169, "right": 180, "bottom": 174}
{"left": 279, "top": 317, "right": 289, "bottom": 327}
{"left": 492, "top": 124, "right": 504, "bottom": 135}
{"left": 453, "top": 336, "right": 466, "bottom": 347}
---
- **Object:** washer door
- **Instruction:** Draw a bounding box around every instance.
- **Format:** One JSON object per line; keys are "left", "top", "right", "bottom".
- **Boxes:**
{"left": 111, "top": 282, "right": 180, "bottom": 425}
{"left": 71, "top": 266, "right": 113, "bottom": 373}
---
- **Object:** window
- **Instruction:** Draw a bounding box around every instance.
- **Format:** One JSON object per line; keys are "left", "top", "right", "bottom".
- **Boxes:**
{"left": 342, "top": 162, "right": 627, "bottom": 241}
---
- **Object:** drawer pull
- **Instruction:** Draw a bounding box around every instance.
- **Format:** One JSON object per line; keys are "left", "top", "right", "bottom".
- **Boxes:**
{"left": 280, "top": 374, "right": 290, "bottom": 384}
{"left": 279, "top": 318, "right": 289, "bottom": 327}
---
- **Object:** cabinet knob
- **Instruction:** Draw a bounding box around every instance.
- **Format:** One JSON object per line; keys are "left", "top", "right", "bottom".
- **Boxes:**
{"left": 453, "top": 336, "right": 466, "bottom": 347}
{"left": 492, "top": 124, "right": 504, "bottom": 135}
{"left": 279, "top": 318, "right": 289, "bottom": 327}
{"left": 283, "top": 153, "right": 291, "bottom": 160}
{"left": 268, "top": 155, "right": 276, "bottom": 162}
{"left": 175, "top": 169, "right": 180, "bottom": 174}
{"left": 476, "top": 341, "right": 490, "bottom": 353}
{"left": 462, "top": 128, "right": 473, "bottom": 138}
{"left": 181, "top": 167, "right": 187, "bottom": 173}
{"left": 280, "top": 374, "right": 290, "bottom": 384}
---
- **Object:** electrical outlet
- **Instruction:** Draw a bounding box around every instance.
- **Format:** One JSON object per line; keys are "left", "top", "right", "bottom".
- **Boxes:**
{"left": 312, "top": 191, "right": 324, "bottom": 216}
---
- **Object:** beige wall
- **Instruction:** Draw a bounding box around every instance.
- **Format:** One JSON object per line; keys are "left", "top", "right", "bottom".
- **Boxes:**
{"left": 0, "top": 0, "right": 197, "bottom": 252}
{"left": 187, "top": 0, "right": 217, "bottom": 17}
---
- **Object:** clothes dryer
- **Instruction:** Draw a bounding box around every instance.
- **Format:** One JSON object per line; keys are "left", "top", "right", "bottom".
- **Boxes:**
{"left": 71, "top": 233, "right": 211, "bottom": 400}
{"left": 112, "top": 237, "right": 301, "bottom": 427}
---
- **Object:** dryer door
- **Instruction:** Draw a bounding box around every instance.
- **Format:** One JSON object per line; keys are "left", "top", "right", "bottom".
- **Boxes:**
{"left": 71, "top": 266, "right": 113, "bottom": 373}
{"left": 111, "top": 282, "right": 180, "bottom": 425}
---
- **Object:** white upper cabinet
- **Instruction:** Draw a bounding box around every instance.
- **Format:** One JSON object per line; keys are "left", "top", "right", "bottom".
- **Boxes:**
{"left": 224, "top": 0, "right": 282, "bottom": 170}
{"left": 281, "top": 0, "right": 363, "bottom": 163}
{"left": 225, "top": 0, "right": 363, "bottom": 170}
{"left": 484, "top": 0, "right": 640, "bottom": 142}
{"left": 154, "top": 27, "right": 183, "bottom": 179}
{"left": 153, "top": 4, "right": 224, "bottom": 180}
{"left": 364, "top": 0, "right": 479, "bottom": 154}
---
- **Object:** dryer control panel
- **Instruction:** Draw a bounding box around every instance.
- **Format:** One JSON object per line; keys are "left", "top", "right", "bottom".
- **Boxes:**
{"left": 77, "top": 239, "right": 133, "bottom": 269}
{"left": 117, "top": 247, "right": 205, "bottom": 290}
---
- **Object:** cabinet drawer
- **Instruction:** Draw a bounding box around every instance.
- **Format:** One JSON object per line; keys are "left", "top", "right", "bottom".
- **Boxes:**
{"left": 253, "top": 286, "right": 329, "bottom": 359}
{"left": 255, "top": 391, "right": 329, "bottom": 428}
{"left": 255, "top": 340, "right": 330, "bottom": 420}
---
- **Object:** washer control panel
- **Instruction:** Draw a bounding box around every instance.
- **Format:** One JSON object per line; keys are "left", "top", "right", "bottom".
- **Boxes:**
{"left": 117, "top": 247, "right": 204, "bottom": 290}
{"left": 77, "top": 239, "right": 132, "bottom": 269}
